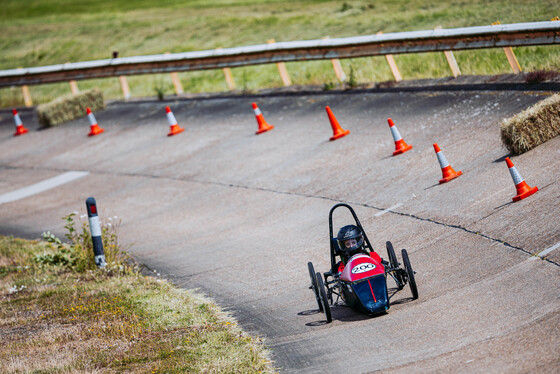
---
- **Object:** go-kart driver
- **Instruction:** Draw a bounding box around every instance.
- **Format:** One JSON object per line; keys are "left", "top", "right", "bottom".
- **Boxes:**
{"left": 335, "top": 224, "right": 385, "bottom": 274}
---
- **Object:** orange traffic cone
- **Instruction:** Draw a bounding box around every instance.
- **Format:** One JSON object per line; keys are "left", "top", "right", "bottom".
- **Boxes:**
{"left": 252, "top": 103, "right": 274, "bottom": 135}
{"left": 388, "top": 118, "right": 412, "bottom": 155}
{"left": 86, "top": 107, "right": 104, "bottom": 136}
{"left": 433, "top": 143, "right": 462, "bottom": 183}
{"left": 12, "top": 109, "right": 29, "bottom": 136}
{"left": 326, "top": 106, "right": 349, "bottom": 141}
{"left": 166, "top": 106, "right": 184, "bottom": 136}
{"left": 505, "top": 157, "right": 538, "bottom": 202}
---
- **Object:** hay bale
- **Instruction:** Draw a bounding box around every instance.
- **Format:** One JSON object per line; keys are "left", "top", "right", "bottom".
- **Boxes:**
{"left": 37, "top": 89, "right": 105, "bottom": 127}
{"left": 500, "top": 94, "right": 560, "bottom": 155}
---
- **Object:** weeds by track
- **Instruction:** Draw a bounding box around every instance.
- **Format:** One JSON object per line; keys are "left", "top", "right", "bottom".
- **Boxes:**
{"left": 0, "top": 234, "right": 274, "bottom": 373}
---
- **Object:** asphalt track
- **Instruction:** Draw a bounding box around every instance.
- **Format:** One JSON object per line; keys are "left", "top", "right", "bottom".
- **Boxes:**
{"left": 1, "top": 83, "right": 559, "bottom": 373}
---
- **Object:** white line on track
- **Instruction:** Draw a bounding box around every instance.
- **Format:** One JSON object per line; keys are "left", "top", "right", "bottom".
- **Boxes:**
{"left": 374, "top": 203, "right": 403, "bottom": 217}
{"left": 0, "top": 171, "right": 89, "bottom": 205}
{"left": 529, "top": 241, "right": 560, "bottom": 261}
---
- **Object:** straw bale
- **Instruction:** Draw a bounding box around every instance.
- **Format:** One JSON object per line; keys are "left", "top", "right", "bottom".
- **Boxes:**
{"left": 500, "top": 94, "right": 560, "bottom": 154}
{"left": 37, "top": 89, "right": 105, "bottom": 127}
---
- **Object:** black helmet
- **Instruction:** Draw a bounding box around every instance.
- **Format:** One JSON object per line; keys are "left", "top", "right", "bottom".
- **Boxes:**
{"left": 336, "top": 225, "right": 364, "bottom": 255}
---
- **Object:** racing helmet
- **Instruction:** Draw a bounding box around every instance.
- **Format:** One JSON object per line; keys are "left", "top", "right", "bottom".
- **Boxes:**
{"left": 336, "top": 225, "right": 365, "bottom": 256}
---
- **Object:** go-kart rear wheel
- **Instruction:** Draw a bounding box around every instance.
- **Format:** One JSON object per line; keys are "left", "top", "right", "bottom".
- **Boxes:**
{"left": 401, "top": 249, "right": 418, "bottom": 300}
{"left": 386, "top": 241, "right": 404, "bottom": 287}
{"left": 308, "top": 262, "right": 323, "bottom": 312}
{"left": 316, "top": 272, "right": 332, "bottom": 323}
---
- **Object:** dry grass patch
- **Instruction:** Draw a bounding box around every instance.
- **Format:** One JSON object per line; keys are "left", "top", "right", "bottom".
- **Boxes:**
{"left": 500, "top": 93, "right": 560, "bottom": 154}
{"left": 525, "top": 70, "right": 560, "bottom": 84}
{"left": 0, "top": 233, "right": 274, "bottom": 373}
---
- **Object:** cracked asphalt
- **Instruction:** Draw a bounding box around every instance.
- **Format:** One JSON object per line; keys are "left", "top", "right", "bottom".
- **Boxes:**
{"left": 0, "top": 84, "right": 559, "bottom": 372}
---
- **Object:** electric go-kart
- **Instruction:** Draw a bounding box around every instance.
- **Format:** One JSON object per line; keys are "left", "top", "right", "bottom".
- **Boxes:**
{"left": 308, "top": 203, "right": 418, "bottom": 323}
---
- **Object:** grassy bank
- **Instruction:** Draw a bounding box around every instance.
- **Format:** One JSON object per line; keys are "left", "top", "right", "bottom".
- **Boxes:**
{"left": 1, "top": 0, "right": 559, "bottom": 107}
{"left": 0, "top": 224, "right": 273, "bottom": 373}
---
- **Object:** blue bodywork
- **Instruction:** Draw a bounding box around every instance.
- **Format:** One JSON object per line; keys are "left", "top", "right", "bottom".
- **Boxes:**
{"left": 344, "top": 274, "right": 389, "bottom": 315}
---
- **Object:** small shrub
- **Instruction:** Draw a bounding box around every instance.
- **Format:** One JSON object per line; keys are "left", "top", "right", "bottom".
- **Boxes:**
{"left": 347, "top": 65, "right": 357, "bottom": 88}
{"left": 525, "top": 70, "right": 559, "bottom": 84}
{"left": 36, "top": 89, "right": 105, "bottom": 127}
{"left": 36, "top": 232, "right": 76, "bottom": 267}
{"left": 340, "top": 2, "right": 353, "bottom": 12}
{"left": 39, "top": 212, "right": 135, "bottom": 274}
{"left": 500, "top": 94, "right": 560, "bottom": 154}
{"left": 242, "top": 70, "right": 249, "bottom": 94}
{"left": 323, "top": 81, "right": 336, "bottom": 91}
{"left": 34, "top": 248, "right": 74, "bottom": 266}
{"left": 153, "top": 79, "right": 165, "bottom": 100}
{"left": 377, "top": 80, "right": 397, "bottom": 89}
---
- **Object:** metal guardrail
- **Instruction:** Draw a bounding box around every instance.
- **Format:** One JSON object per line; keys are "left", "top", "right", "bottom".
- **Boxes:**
{"left": 1, "top": 21, "right": 559, "bottom": 87}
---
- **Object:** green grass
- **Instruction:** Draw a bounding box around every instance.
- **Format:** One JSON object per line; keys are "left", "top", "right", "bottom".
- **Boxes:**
{"left": 1, "top": 0, "right": 560, "bottom": 107}
{"left": 0, "top": 234, "right": 274, "bottom": 373}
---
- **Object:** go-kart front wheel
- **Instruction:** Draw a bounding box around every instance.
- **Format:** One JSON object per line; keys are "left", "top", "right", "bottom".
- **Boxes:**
{"left": 308, "top": 262, "right": 323, "bottom": 312}
{"left": 386, "top": 241, "right": 404, "bottom": 288}
{"left": 401, "top": 249, "right": 418, "bottom": 300}
{"left": 316, "top": 272, "right": 332, "bottom": 323}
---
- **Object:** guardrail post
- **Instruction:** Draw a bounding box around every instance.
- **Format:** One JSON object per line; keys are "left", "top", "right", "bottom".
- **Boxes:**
{"left": 170, "top": 72, "right": 184, "bottom": 95}
{"left": 21, "top": 85, "right": 33, "bottom": 107}
{"left": 503, "top": 47, "right": 522, "bottom": 73}
{"left": 113, "top": 51, "right": 131, "bottom": 100}
{"left": 331, "top": 59, "right": 346, "bottom": 82}
{"left": 216, "top": 48, "right": 236, "bottom": 90}
{"left": 17, "top": 67, "right": 33, "bottom": 107}
{"left": 323, "top": 37, "right": 346, "bottom": 82}
{"left": 443, "top": 50, "right": 462, "bottom": 77}
{"left": 66, "top": 61, "right": 80, "bottom": 94}
{"left": 118, "top": 76, "right": 131, "bottom": 100}
{"left": 376, "top": 32, "right": 402, "bottom": 82}
{"left": 222, "top": 67, "right": 236, "bottom": 90}
{"left": 267, "top": 39, "right": 292, "bottom": 86}
{"left": 165, "top": 52, "right": 184, "bottom": 95}
{"left": 435, "top": 27, "right": 461, "bottom": 77}
{"left": 492, "top": 21, "right": 522, "bottom": 74}
{"left": 69, "top": 80, "right": 79, "bottom": 94}
{"left": 85, "top": 197, "right": 106, "bottom": 268}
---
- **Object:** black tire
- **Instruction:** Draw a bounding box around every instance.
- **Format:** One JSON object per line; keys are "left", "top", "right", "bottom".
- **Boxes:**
{"left": 386, "top": 241, "right": 404, "bottom": 287}
{"left": 386, "top": 241, "right": 399, "bottom": 269}
{"left": 316, "top": 272, "right": 332, "bottom": 323}
{"left": 308, "top": 262, "right": 323, "bottom": 312}
{"left": 401, "top": 249, "right": 418, "bottom": 300}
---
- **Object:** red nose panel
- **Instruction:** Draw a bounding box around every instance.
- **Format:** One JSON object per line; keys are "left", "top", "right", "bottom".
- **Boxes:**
{"left": 340, "top": 254, "right": 384, "bottom": 282}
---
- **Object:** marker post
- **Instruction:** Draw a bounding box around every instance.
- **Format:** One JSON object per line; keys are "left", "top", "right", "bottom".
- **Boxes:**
{"left": 85, "top": 197, "right": 107, "bottom": 268}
